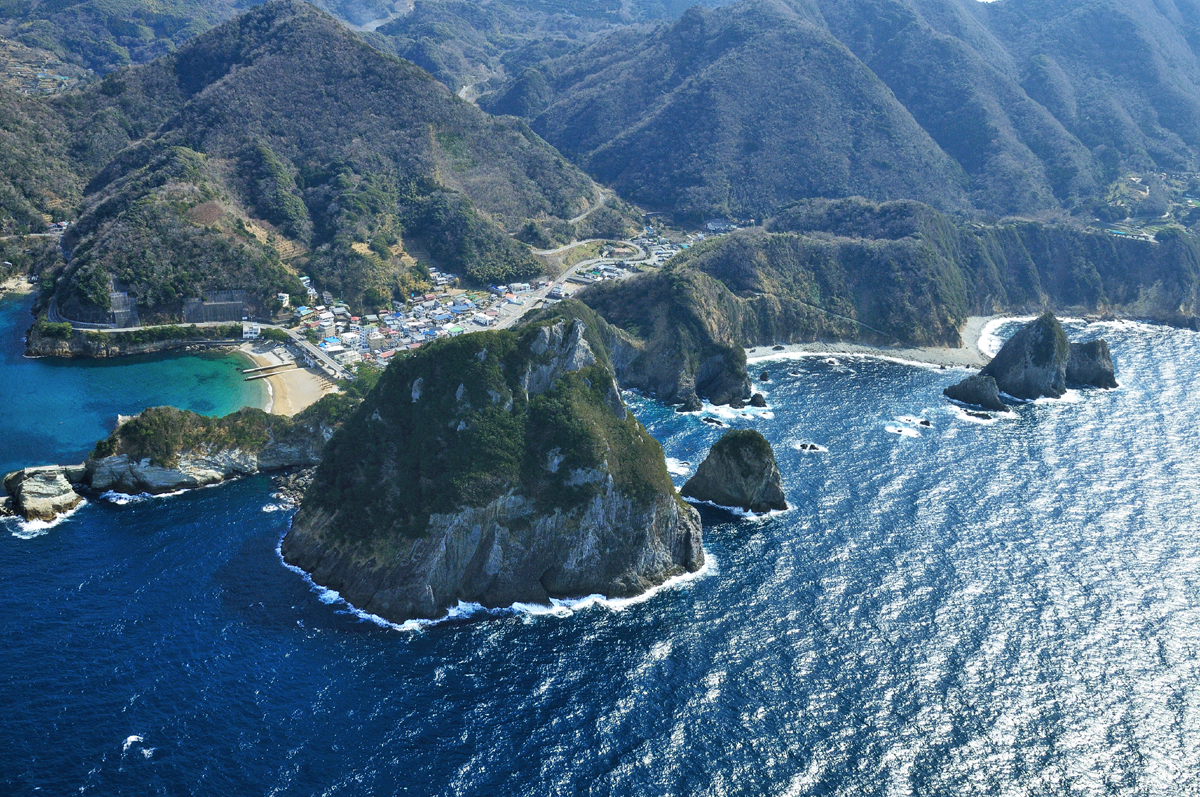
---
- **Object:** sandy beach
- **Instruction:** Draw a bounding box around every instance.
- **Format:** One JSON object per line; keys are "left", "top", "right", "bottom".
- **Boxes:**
{"left": 238, "top": 342, "right": 338, "bottom": 416}
{"left": 746, "top": 315, "right": 1004, "bottom": 368}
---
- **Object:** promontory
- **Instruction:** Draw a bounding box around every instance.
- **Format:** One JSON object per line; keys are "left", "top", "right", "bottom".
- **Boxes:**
{"left": 282, "top": 318, "right": 704, "bottom": 624}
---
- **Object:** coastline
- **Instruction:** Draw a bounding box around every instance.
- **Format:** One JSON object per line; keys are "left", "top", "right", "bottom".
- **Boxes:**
{"left": 746, "top": 315, "right": 1003, "bottom": 368}
{"left": 237, "top": 342, "right": 337, "bottom": 416}
{"left": 0, "top": 275, "right": 35, "bottom": 296}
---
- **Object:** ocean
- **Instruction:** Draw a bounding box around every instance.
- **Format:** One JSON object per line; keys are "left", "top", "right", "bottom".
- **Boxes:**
{"left": 3, "top": 301, "right": 1200, "bottom": 796}
{"left": 0, "top": 295, "right": 266, "bottom": 477}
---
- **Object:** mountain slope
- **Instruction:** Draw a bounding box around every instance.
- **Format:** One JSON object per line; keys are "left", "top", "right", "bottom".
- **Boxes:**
{"left": 483, "top": 0, "right": 970, "bottom": 220}
{"left": 44, "top": 0, "right": 603, "bottom": 321}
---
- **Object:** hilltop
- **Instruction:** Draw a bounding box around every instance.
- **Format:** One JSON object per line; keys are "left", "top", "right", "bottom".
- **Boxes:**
{"left": 13, "top": 0, "right": 609, "bottom": 322}
{"left": 475, "top": 0, "right": 1200, "bottom": 220}
{"left": 283, "top": 317, "right": 703, "bottom": 623}
{"left": 481, "top": 0, "right": 970, "bottom": 221}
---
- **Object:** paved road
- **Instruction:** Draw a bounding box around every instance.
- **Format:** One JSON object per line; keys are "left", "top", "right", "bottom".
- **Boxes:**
{"left": 497, "top": 239, "right": 650, "bottom": 330}
{"left": 568, "top": 191, "right": 607, "bottom": 224}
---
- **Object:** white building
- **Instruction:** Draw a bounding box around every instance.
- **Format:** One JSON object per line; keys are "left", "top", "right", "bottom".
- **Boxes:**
{"left": 243, "top": 322, "right": 261, "bottom": 340}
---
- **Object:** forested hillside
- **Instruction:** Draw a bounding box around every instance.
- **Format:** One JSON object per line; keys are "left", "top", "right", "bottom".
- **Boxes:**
{"left": 476, "top": 0, "right": 1200, "bottom": 221}
{"left": 623, "top": 198, "right": 1200, "bottom": 351}
{"left": 2, "top": 0, "right": 612, "bottom": 322}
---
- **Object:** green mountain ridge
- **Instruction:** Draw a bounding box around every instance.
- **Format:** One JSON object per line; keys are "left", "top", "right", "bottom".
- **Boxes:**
{"left": 7, "top": 0, "right": 613, "bottom": 321}
{"left": 474, "top": 0, "right": 1200, "bottom": 220}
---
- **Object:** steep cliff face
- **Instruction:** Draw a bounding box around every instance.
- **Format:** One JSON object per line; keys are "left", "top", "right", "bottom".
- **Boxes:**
{"left": 2, "top": 466, "right": 87, "bottom": 522}
{"left": 1067, "top": 340, "right": 1118, "bottom": 389}
{"left": 575, "top": 273, "right": 752, "bottom": 406}
{"left": 283, "top": 318, "right": 704, "bottom": 624}
{"left": 681, "top": 429, "right": 786, "bottom": 514}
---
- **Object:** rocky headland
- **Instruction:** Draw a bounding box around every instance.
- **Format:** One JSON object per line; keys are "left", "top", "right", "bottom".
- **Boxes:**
{"left": 943, "top": 312, "right": 1117, "bottom": 407}
{"left": 282, "top": 318, "right": 705, "bottom": 624}
{"left": 681, "top": 429, "right": 787, "bottom": 514}
{"left": 1, "top": 402, "right": 344, "bottom": 522}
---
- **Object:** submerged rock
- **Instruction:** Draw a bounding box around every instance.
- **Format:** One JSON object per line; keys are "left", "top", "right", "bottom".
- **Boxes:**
{"left": 1066, "top": 340, "right": 1118, "bottom": 388}
{"left": 943, "top": 374, "right": 1005, "bottom": 412}
{"left": 980, "top": 312, "right": 1069, "bottom": 400}
{"left": 681, "top": 429, "right": 786, "bottom": 513}
{"left": 2, "top": 465, "right": 86, "bottom": 521}
{"left": 283, "top": 319, "right": 704, "bottom": 624}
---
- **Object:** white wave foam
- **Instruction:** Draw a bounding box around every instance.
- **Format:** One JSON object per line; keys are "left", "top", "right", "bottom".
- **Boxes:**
{"left": 949, "top": 405, "right": 999, "bottom": 425}
{"left": 100, "top": 488, "right": 188, "bottom": 505}
{"left": 792, "top": 441, "right": 828, "bottom": 453}
{"left": 683, "top": 496, "right": 789, "bottom": 520}
{"left": 141, "top": 748, "right": 155, "bottom": 759}
{"left": 4, "top": 498, "right": 88, "bottom": 538}
{"left": 261, "top": 503, "right": 288, "bottom": 513}
{"left": 977, "top": 316, "right": 1036, "bottom": 358}
{"left": 275, "top": 529, "right": 715, "bottom": 632}
{"left": 122, "top": 735, "right": 143, "bottom": 753}
{"left": 885, "top": 424, "right": 921, "bottom": 438}
{"left": 664, "top": 458, "right": 692, "bottom": 476}
{"left": 700, "top": 400, "right": 773, "bottom": 422}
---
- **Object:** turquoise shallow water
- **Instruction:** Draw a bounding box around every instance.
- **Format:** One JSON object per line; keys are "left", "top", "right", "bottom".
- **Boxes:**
{"left": 0, "top": 294, "right": 266, "bottom": 475}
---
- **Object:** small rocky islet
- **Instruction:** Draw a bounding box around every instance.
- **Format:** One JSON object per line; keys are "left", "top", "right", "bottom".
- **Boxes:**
{"left": 944, "top": 313, "right": 1117, "bottom": 410}
{"left": 681, "top": 429, "right": 787, "bottom": 514}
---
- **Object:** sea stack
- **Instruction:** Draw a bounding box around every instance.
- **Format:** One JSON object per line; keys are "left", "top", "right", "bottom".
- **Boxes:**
{"left": 681, "top": 429, "right": 786, "bottom": 513}
{"left": 2, "top": 465, "right": 86, "bottom": 522}
{"left": 944, "top": 313, "right": 1118, "bottom": 406}
{"left": 980, "top": 312, "right": 1070, "bottom": 400}
{"left": 282, "top": 319, "right": 704, "bottom": 625}
{"left": 1066, "top": 339, "right": 1118, "bottom": 388}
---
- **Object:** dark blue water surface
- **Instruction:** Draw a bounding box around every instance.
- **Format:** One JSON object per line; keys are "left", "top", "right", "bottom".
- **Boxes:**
{"left": 0, "top": 294, "right": 265, "bottom": 476}
{"left": 4, "top": 307, "right": 1200, "bottom": 796}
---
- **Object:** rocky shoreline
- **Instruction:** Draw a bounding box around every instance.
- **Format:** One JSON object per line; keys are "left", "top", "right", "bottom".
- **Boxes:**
{"left": 26, "top": 331, "right": 241, "bottom": 359}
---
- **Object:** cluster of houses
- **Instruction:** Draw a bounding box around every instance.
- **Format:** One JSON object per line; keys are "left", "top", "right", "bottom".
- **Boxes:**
{"left": 288, "top": 285, "right": 524, "bottom": 370}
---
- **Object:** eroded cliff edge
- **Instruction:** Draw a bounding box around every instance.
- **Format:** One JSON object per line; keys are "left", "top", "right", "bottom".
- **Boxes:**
{"left": 282, "top": 318, "right": 704, "bottom": 624}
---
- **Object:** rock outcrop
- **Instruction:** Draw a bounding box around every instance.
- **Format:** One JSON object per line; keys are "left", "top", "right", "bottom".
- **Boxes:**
{"left": 25, "top": 325, "right": 241, "bottom": 359}
{"left": 2, "top": 465, "right": 86, "bottom": 521}
{"left": 283, "top": 318, "right": 705, "bottom": 624}
{"left": 2, "top": 401, "right": 343, "bottom": 523}
{"left": 943, "top": 374, "right": 1006, "bottom": 411}
{"left": 86, "top": 406, "right": 333, "bottom": 494}
{"left": 980, "top": 313, "right": 1070, "bottom": 400}
{"left": 681, "top": 429, "right": 787, "bottom": 513}
{"left": 1066, "top": 340, "right": 1118, "bottom": 389}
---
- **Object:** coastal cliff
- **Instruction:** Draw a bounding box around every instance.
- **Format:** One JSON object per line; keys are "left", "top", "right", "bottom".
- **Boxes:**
{"left": 282, "top": 318, "right": 704, "bottom": 624}
{"left": 1, "top": 401, "right": 345, "bottom": 521}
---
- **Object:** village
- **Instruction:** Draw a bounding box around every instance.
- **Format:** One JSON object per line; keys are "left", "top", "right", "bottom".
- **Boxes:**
{"left": 246, "top": 225, "right": 714, "bottom": 381}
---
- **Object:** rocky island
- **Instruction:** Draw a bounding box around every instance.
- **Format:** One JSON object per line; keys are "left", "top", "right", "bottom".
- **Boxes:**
{"left": 681, "top": 429, "right": 787, "bottom": 514}
{"left": 944, "top": 313, "right": 1117, "bottom": 407}
{"left": 282, "top": 318, "right": 705, "bottom": 625}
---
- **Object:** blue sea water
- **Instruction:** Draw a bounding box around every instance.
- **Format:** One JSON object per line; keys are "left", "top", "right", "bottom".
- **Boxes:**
{"left": 4, "top": 307, "right": 1200, "bottom": 796}
{"left": 0, "top": 294, "right": 266, "bottom": 476}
